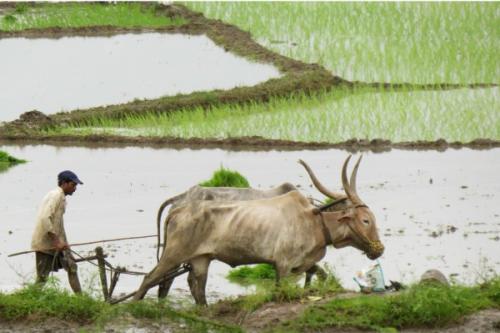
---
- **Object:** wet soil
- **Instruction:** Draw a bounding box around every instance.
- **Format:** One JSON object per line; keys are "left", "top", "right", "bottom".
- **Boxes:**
{"left": 0, "top": 133, "right": 499, "bottom": 152}
{"left": 0, "top": 3, "right": 497, "bottom": 144}
{"left": 1, "top": 302, "right": 498, "bottom": 333}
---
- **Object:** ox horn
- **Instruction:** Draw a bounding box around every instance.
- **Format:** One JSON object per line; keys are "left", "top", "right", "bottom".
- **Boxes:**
{"left": 341, "top": 155, "right": 363, "bottom": 205}
{"left": 349, "top": 155, "right": 363, "bottom": 196}
{"left": 298, "top": 159, "right": 342, "bottom": 199}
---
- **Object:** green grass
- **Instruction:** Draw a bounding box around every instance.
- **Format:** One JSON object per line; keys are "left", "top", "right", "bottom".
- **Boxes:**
{"left": 224, "top": 269, "right": 344, "bottom": 312}
{"left": 0, "top": 282, "right": 107, "bottom": 322}
{"left": 0, "top": 281, "right": 241, "bottom": 332}
{"left": 1, "top": 278, "right": 498, "bottom": 332}
{"left": 199, "top": 166, "right": 250, "bottom": 188}
{"left": 0, "top": 2, "right": 186, "bottom": 31}
{"left": 186, "top": 2, "right": 499, "bottom": 84}
{"left": 0, "top": 150, "right": 26, "bottom": 172}
{"left": 227, "top": 264, "right": 276, "bottom": 285}
{"left": 277, "top": 278, "right": 500, "bottom": 332}
{"left": 48, "top": 87, "right": 500, "bottom": 143}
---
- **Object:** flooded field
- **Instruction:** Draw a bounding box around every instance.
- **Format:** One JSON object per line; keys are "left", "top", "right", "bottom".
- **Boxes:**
{"left": 0, "top": 33, "right": 281, "bottom": 122}
{"left": 0, "top": 145, "right": 499, "bottom": 303}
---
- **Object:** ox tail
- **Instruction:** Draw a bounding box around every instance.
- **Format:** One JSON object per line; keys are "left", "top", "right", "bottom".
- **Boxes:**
{"left": 156, "top": 193, "right": 185, "bottom": 262}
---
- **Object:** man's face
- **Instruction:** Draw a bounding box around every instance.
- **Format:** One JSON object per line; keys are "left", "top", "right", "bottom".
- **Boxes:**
{"left": 61, "top": 181, "right": 77, "bottom": 196}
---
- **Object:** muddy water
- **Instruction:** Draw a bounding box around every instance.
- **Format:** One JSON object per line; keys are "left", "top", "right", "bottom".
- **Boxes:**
{"left": 0, "top": 145, "right": 498, "bottom": 303}
{"left": 0, "top": 33, "right": 281, "bottom": 122}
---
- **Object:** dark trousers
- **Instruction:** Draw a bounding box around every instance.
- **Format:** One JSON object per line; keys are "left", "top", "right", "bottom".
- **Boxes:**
{"left": 35, "top": 251, "right": 82, "bottom": 294}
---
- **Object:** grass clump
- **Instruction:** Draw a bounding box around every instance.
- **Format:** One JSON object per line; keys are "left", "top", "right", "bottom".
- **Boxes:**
{"left": 0, "top": 282, "right": 107, "bottom": 322}
{"left": 283, "top": 278, "right": 500, "bottom": 332}
{"left": 199, "top": 166, "right": 250, "bottom": 188}
{"left": 227, "top": 264, "right": 276, "bottom": 285}
{"left": 0, "top": 150, "right": 26, "bottom": 172}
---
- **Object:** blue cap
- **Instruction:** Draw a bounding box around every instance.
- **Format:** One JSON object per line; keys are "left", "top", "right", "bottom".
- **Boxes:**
{"left": 58, "top": 170, "right": 83, "bottom": 185}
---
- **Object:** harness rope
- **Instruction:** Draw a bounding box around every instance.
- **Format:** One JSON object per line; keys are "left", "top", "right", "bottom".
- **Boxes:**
{"left": 319, "top": 203, "right": 383, "bottom": 255}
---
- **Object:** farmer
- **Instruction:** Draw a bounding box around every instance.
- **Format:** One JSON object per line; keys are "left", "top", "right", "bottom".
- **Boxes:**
{"left": 31, "top": 170, "right": 84, "bottom": 293}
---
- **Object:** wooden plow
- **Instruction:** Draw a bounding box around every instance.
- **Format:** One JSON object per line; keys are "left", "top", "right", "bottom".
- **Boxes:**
{"left": 9, "top": 235, "right": 192, "bottom": 304}
{"left": 72, "top": 246, "right": 191, "bottom": 304}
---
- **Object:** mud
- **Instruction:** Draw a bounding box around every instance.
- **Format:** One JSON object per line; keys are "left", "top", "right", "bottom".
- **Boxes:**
{"left": 0, "top": 134, "right": 499, "bottom": 152}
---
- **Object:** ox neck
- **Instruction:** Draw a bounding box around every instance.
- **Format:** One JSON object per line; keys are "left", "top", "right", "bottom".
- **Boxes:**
{"left": 318, "top": 213, "right": 333, "bottom": 246}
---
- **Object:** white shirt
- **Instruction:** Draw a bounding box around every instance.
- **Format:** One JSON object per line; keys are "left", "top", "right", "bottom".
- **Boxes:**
{"left": 31, "top": 187, "right": 68, "bottom": 253}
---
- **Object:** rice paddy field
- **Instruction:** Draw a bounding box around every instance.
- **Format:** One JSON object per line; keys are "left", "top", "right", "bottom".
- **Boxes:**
{"left": 1, "top": 3, "right": 500, "bottom": 331}
{"left": 38, "top": 1, "right": 499, "bottom": 144}
{"left": 186, "top": 2, "right": 499, "bottom": 84}
{"left": 52, "top": 87, "right": 499, "bottom": 143}
{"left": 0, "top": 2, "right": 186, "bottom": 30}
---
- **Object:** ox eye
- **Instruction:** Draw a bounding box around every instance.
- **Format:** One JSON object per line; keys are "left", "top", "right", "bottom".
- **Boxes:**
{"left": 363, "top": 219, "right": 370, "bottom": 225}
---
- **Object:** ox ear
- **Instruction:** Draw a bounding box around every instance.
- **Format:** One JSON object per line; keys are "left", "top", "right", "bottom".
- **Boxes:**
{"left": 338, "top": 215, "right": 352, "bottom": 224}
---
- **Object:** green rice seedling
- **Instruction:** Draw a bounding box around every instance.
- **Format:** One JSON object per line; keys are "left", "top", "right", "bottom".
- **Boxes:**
{"left": 199, "top": 166, "right": 250, "bottom": 188}
{"left": 186, "top": 2, "right": 499, "bottom": 84}
{"left": 52, "top": 87, "right": 499, "bottom": 143}
{"left": 0, "top": 2, "right": 186, "bottom": 31}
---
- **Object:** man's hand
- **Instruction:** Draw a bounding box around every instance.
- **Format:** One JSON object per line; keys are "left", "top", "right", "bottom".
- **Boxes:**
{"left": 54, "top": 241, "right": 69, "bottom": 251}
{"left": 48, "top": 232, "right": 69, "bottom": 251}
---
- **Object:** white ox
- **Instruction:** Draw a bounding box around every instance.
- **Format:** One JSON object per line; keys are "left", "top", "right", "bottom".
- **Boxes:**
{"left": 154, "top": 161, "right": 348, "bottom": 297}
{"left": 135, "top": 155, "right": 383, "bottom": 304}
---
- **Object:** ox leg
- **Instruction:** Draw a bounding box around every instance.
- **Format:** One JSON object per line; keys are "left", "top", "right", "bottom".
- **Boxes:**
{"left": 274, "top": 265, "right": 289, "bottom": 287}
{"left": 157, "top": 265, "right": 179, "bottom": 299}
{"left": 304, "top": 264, "right": 327, "bottom": 288}
{"left": 187, "top": 256, "right": 210, "bottom": 306}
{"left": 133, "top": 261, "right": 179, "bottom": 301}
